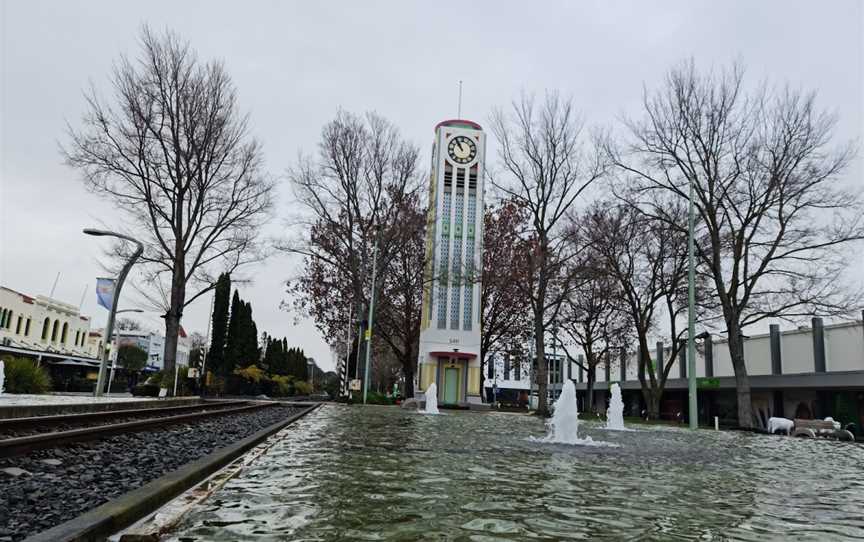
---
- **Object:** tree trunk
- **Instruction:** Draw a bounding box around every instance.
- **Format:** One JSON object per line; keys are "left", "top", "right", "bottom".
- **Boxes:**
{"left": 647, "top": 389, "right": 660, "bottom": 420}
{"left": 163, "top": 260, "right": 185, "bottom": 396}
{"left": 726, "top": 319, "right": 753, "bottom": 428}
{"left": 534, "top": 315, "right": 549, "bottom": 416}
{"left": 402, "top": 358, "right": 415, "bottom": 399}
{"left": 585, "top": 366, "right": 596, "bottom": 414}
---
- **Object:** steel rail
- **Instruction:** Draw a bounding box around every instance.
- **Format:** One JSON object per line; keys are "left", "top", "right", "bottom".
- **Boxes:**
{"left": 0, "top": 402, "right": 275, "bottom": 458}
{"left": 0, "top": 400, "right": 247, "bottom": 430}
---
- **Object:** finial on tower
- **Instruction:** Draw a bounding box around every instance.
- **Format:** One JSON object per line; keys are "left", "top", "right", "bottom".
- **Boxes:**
{"left": 457, "top": 80, "right": 463, "bottom": 119}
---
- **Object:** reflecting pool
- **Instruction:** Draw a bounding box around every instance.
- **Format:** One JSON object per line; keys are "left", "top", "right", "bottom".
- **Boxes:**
{"left": 166, "top": 404, "right": 864, "bottom": 541}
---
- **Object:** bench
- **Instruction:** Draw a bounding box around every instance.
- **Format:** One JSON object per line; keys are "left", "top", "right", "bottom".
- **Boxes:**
{"left": 792, "top": 419, "right": 854, "bottom": 441}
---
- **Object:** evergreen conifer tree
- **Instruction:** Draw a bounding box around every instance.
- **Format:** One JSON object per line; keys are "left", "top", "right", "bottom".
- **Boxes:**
{"left": 206, "top": 273, "right": 231, "bottom": 375}
{"left": 224, "top": 290, "right": 243, "bottom": 372}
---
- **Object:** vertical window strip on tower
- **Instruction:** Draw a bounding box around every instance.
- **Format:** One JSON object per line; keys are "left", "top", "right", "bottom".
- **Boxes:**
{"left": 450, "top": 171, "right": 465, "bottom": 329}
{"left": 437, "top": 191, "right": 452, "bottom": 329}
{"left": 463, "top": 192, "right": 477, "bottom": 330}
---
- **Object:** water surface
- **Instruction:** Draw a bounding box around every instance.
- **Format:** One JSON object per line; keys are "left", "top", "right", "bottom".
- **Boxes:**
{"left": 166, "top": 404, "right": 864, "bottom": 541}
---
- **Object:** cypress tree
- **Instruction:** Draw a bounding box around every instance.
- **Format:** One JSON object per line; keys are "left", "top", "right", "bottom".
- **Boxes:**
{"left": 247, "top": 302, "right": 259, "bottom": 364}
{"left": 206, "top": 273, "right": 231, "bottom": 375}
{"left": 224, "top": 290, "right": 243, "bottom": 373}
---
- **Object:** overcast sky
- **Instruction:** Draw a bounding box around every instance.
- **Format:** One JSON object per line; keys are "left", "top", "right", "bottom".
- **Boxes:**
{"left": 1, "top": 0, "right": 862, "bottom": 371}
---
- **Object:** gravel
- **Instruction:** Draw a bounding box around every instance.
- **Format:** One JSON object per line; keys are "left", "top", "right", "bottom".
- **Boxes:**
{"left": 0, "top": 405, "right": 301, "bottom": 541}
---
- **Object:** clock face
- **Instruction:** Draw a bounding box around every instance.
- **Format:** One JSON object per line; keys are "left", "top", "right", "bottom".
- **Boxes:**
{"left": 447, "top": 136, "right": 477, "bottom": 165}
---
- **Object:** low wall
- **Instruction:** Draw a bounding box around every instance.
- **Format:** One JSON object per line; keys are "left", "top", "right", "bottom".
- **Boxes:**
{"left": 0, "top": 397, "right": 204, "bottom": 419}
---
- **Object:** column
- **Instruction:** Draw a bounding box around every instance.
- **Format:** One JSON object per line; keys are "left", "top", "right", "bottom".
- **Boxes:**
{"left": 812, "top": 317, "right": 826, "bottom": 373}
{"left": 619, "top": 347, "right": 626, "bottom": 382}
{"left": 703, "top": 334, "right": 713, "bottom": 377}
{"left": 604, "top": 351, "right": 611, "bottom": 382}
{"left": 578, "top": 354, "right": 584, "bottom": 383}
{"left": 769, "top": 324, "right": 782, "bottom": 375}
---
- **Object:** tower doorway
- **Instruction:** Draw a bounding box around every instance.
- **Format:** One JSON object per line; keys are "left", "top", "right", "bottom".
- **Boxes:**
{"left": 444, "top": 367, "right": 459, "bottom": 404}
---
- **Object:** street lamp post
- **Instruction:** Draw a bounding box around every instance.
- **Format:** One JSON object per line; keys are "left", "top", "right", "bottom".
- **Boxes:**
{"left": 84, "top": 229, "right": 144, "bottom": 398}
{"left": 687, "top": 178, "right": 698, "bottom": 429}
{"left": 362, "top": 235, "right": 379, "bottom": 405}
{"left": 106, "top": 308, "right": 144, "bottom": 396}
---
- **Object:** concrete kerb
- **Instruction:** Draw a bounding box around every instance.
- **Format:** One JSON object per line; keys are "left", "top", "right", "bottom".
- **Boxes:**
{"left": 23, "top": 402, "right": 321, "bottom": 542}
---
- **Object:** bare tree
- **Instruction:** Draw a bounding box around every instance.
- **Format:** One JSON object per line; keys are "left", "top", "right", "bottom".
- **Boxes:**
{"left": 558, "top": 266, "right": 630, "bottom": 414}
{"left": 285, "top": 111, "right": 420, "bottom": 393}
{"left": 490, "top": 92, "right": 607, "bottom": 415}
{"left": 578, "top": 200, "right": 705, "bottom": 419}
{"left": 480, "top": 199, "right": 533, "bottom": 396}
{"left": 115, "top": 317, "right": 143, "bottom": 332}
{"left": 64, "top": 27, "right": 273, "bottom": 389}
{"left": 610, "top": 61, "right": 864, "bottom": 427}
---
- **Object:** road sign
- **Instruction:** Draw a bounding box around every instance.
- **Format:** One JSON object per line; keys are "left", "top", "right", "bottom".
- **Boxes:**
{"left": 349, "top": 379, "right": 362, "bottom": 391}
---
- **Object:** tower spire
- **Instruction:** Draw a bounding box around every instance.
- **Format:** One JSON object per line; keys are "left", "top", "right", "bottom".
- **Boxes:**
{"left": 457, "top": 80, "right": 463, "bottom": 118}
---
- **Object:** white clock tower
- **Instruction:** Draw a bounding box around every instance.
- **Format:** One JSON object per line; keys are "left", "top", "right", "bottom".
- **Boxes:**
{"left": 416, "top": 119, "right": 486, "bottom": 406}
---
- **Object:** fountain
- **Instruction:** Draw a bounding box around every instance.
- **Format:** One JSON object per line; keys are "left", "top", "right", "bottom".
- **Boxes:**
{"left": 420, "top": 383, "right": 440, "bottom": 415}
{"left": 540, "top": 380, "right": 595, "bottom": 445}
{"left": 606, "top": 383, "right": 625, "bottom": 430}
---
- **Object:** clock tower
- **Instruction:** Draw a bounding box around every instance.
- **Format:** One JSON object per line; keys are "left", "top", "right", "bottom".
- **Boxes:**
{"left": 416, "top": 119, "right": 486, "bottom": 406}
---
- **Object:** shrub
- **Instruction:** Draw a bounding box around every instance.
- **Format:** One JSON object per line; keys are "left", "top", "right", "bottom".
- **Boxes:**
{"left": 230, "top": 365, "right": 267, "bottom": 395}
{"left": 132, "top": 383, "right": 161, "bottom": 397}
{"left": 1, "top": 356, "right": 52, "bottom": 394}
{"left": 269, "top": 375, "right": 293, "bottom": 397}
{"left": 293, "top": 380, "right": 313, "bottom": 396}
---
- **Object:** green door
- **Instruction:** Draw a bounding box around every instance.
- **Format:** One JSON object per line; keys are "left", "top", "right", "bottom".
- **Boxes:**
{"left": 444, "top": 367, "right": 459, "bottom": 404}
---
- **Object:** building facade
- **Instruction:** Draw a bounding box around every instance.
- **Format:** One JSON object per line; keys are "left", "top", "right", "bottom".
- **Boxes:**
{"left": 116, "top": 329, "right": 190, "bottom": 370}
{"left": 416, "top": 119, "right": 486, "bottom": 406}
{"left": 0, "top": 286, "right": 93, "bottom": 357}
{"left": 561, "top": 316, "right": 864, "bottom": 430}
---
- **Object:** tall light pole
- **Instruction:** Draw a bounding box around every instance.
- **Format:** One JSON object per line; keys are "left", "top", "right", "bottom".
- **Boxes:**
{"left": 84, "top": 228, "right": 143, "bottom": 397}
{"left": 107, "top": 308, "right": 144, "bottom": 395}
{"left": 362, "top": 236, "right": 379, "bottom": 405}
{"left": 687, "top": 178, "right": 698, "bottom": 429}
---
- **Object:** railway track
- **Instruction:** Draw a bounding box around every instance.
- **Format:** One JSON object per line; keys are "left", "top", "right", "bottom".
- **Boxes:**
{"left": 0, "top": 400, "right": 276, "bottom": 458}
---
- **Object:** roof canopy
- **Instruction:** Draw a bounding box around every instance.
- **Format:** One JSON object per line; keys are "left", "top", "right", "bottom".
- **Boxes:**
{"left": 429, "top": 351, "right": 476, "bottom": 360}
{"left": 435, "top": 119, "right": 482, "bottom": 131}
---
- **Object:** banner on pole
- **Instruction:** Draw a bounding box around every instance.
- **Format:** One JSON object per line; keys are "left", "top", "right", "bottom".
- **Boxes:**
{"left": 96, "top": 278, "right": 115, "bottom": 311}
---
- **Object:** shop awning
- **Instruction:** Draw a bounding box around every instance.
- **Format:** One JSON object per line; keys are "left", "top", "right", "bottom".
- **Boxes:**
{"left": 429, "top": 351, "right": 476, "bottom": 360}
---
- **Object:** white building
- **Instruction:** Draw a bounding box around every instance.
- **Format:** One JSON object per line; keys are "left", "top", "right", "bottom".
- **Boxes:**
{"left": 416, "top": 119, "right": 487, "bottom": 406}
{"left": 115, "top": 329, "right": 190, "bottom": 369}
{"left": 0, "top": 286, "right": 93, "bottom": 357}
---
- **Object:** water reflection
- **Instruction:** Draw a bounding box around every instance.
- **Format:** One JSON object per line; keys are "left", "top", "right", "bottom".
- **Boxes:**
{"left": 166, "top": 404, "right": 864, "bottom": 541}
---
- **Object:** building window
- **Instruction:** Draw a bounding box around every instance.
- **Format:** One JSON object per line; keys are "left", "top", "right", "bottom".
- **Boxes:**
{"left": 51, "top": 320, "right": 59, "bottom": 342}
{"left": 75, "top": 330, "right": 81, "bottom": 346}
{"left": 514, "top": 359, "right": 521, "bottom": 381}
{"left": 24, "top": 318, "right": 31, "bottom": 336}
{"left": 15, "top": 316, "right": 22, "bottom": 335}
{"left": 61, "top": 322, "right": 69, "bottom": 344}
{"left": 0, "top": 309, "right": 7, "bottom": 328}
{"left": 41, "top": 318, "right": 50, "bottom": 340}
{"left": 504, "top": 356, "right": 511, "bottom": 380}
